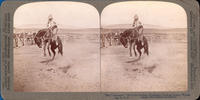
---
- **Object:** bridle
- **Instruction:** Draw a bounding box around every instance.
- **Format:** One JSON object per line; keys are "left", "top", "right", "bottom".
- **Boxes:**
{"left": 35, "top": 25, "right": 58, "bottom": 43}
{"left": 120, "top": 30, "right": 139, "bottom": 43}
{"left": 34, "top": 35, "right": 43, "bottom": 41}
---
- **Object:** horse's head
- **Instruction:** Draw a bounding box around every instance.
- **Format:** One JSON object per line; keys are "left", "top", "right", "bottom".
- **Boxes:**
{"left": 34, "top": 30, "right": 47, "bottom": 48}
{"left": 119, "top": 33, "right": 128, "bottom": 48}
{"left": 34, "top": 37, "right": 42, "bottom": 48}
{"left": 51, "top": 25, "right": 58, "bottom": 31}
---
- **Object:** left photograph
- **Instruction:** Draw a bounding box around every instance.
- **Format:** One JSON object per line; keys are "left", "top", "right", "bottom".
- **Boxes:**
{"left": 13, "top": 1, "right": 100, "bottom": 92}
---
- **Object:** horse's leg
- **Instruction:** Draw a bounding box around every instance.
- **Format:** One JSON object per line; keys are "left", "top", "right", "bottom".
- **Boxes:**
{"left": 137, "top": 46, "right": 142, "bottom": 59}
{"left": 22, "top": 38, "right": 25, "bottom": 46}
{"left": 143, "top": 45, "right": 146, "bottom": 54}
{"left": 43, "top": 41, "right": 47, "bottom": 56}
{"left": 60, "top": 43, "right": 63, "bottom": 56}
{"left": 102, "top": 38, "right": 105, "bottom": 47}
{"left": 57, "top": 38, "right": 63, "bottom": 56}
{"left": 143, "top": 39, "right": 149, "bottom": 56}
{"left": 31, "top": 38, "right": 33, "bottom": 45}
{"left": 56, "top": 40, "right": 60, "bottom": 54}
{"left": 61, "top": 47, "right": 63, "bottom": 56}
{"left": 21, "top": 38, "right": 24, "bottom": 46}
{"left": 133, "top": 42, "right": 137, "bottom": 57}
{"left": 47, "top": 41, "right": 51, "bottom": 57}
{"left": 19, "top": 38, "right": 22, "bottom": 46}
{"left": 16, "top": 38, "right": 18, "bottom": 47}
{"left": 146, "top": 43, "right": 149, "bottom": 56}
{"left": 58, "top": 45, "right": 62, "bottom": 55}
{"left": 57, "top": 44, "right": 60, "bottom": 54}
{"left": 143, "top": 45, "right": 148, "bottom": 55}
{"left": 51, "top": 46, "right": 56, "bottom": 60}
{"left": 129, "top": 41, "right": 133, "bottom": 57}
{"left": 110, "top": 38, "right": 112, "bottom": 46}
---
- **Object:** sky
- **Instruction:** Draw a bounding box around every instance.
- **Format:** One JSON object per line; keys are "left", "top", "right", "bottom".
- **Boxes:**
{"left": 14, "top": 1, "right": 100, "bottom": 29}
{"left": 14, "top": 1, "right": 187, "bottom": 29}
{"left": 101, "top": 1, "right": 187, "bottom": 28}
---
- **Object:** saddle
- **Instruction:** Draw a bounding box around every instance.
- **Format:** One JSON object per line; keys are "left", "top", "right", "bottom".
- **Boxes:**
{"left": 131, "top": 26, "right": 144, "bottom": 40}
{"left": 43, "top": 26, "right": 57, "bottom": 40}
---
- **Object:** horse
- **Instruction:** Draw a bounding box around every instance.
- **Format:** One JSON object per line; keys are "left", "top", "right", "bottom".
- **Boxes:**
{"left": 49, "top": 36, "right": 63, "bottom": 59}
{"left": 100, "top": 32, "right": 114, "bottom": 47}
{"left": 134, "top": 36, "right": 149, "bottom": 57}
{"left": 34, "top": 26, "right": 63, "bottom": 60}
{"left": 106, "top": 32, "right": 112, "bottom": 46}
{"left": 119, "top": 28, "right": 149, "bottom": 58}
{"left": 13, "top": 33, "right": 19, "bottom": 48}
{"left": 100, "top": 33, "right": 106, "bottom": 48}
{"left": 18, "top": 33, "right": 25, "bottom": 46}
{"left": 25, "top": 32, "right": 35, "bottom": 45}
{"left": 113, "top": 32, "right": 121, "bottom": 45}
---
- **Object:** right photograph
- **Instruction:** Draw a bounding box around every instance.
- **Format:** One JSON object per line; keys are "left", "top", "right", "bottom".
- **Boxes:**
{"left": 101, "top": 1, "right": 188, "bottom": 92}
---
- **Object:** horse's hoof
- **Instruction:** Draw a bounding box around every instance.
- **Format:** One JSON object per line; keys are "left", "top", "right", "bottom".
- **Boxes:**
{"left": 134, "top": 53, "right": 137, "bottom": 56}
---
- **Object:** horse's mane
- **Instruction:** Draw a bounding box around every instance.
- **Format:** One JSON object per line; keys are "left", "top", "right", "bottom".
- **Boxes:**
{"left": 121, "top": 29, "right": 137, "bottom": 37}
{"left": 52, "top": 25, "right": 58, "bottom": 30}
{"left": 36, "top": 29, "right": 48, "bottom": 37}
{"left": 35, "top": 25, "right": 58, "bottom": 38}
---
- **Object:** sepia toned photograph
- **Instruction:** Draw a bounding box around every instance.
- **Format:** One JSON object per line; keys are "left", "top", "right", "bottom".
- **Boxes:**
{"left": 13, "top": 1, "right": 188, "bottom": 92}
{"left": 101, "top": 1, "right": 188, "bottom": 92}
{"left": 13, "top": 1, "right": 100, "bottom": 92}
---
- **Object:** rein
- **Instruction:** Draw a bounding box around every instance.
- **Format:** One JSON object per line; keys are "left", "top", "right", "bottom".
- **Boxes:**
{"left": 35, "top": 25, "right": 58, "bottom": 41}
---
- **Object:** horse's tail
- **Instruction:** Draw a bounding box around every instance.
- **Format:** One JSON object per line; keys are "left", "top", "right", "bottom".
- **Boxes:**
{"left": 143, "top": 36, "right": 149, "bottom": 55}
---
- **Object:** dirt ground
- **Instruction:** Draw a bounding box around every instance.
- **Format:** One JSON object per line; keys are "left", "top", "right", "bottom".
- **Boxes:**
{"left": 101, "top": 41, "right": 187, "bottom": 92}
{"left": 14, "top": 36, "right": 187, "bottom": 92}
{"left": 14, "top": 39, "right": 100, "bottom": 92}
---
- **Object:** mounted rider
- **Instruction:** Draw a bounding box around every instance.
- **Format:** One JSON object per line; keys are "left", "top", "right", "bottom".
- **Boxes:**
{"left": 46, "top": 14, "right": 58, "bottom": 41}
{"left": 132, "top": 14, "right": 144, "bottom": 42}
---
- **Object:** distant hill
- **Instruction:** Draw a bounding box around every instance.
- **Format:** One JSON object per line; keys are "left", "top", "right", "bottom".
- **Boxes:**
{"left": 101, "top": 28, "right": 187, "bottom": 34}
{"left": 16, "top": 23, "right": 171, "bottom": 30}
{"left": 103, "top": 24, "right": 177, "bottom": 29}
{"left": 102, "top": 24, "right": 187, "bottom": 33}
{"left": 14, "top": 28, "right": 99, "bottom": 34}
{"left": 15, "top": 24, "right": 86, "bottom": 29}
{"left": 14, "top": 23, "right": 187, "bottom": 34}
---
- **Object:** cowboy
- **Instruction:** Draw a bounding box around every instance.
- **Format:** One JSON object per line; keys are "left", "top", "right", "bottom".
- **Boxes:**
{"left": 46, "top": 14, "right": 58, "bottom": 41}
{"left": 132, "top": 14, "right": 144, "bottom": 42}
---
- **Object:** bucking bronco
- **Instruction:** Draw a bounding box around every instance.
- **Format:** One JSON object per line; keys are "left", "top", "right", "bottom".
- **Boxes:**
{"left": 34, "top": 25, "right": 63, "bottom": 60}
{"left": 119, "top": 28, "right": 149, "bottom": 58}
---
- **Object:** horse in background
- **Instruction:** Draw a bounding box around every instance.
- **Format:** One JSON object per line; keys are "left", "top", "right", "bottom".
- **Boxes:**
{"left": 113, "top": 32, "right": 121, "bottom": 45}
{"left": 13, "top": 33, "right": 19, "bottom": 48}
{"left": 100, "top": 33, "right": 106, "bottom": 48}
{"left": 18, "top": 33, "right": 25, "bottom": 46}
{"left": 25, "top": 32, "right": 36, "bottom": 45}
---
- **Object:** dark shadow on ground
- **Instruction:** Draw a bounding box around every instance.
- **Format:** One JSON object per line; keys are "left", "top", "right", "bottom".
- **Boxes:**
{"left": 125, "top": 57, "right": 140, "bottom": 63}
{"left": 40, "top": 59, "right": 53, "bottom": 64}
